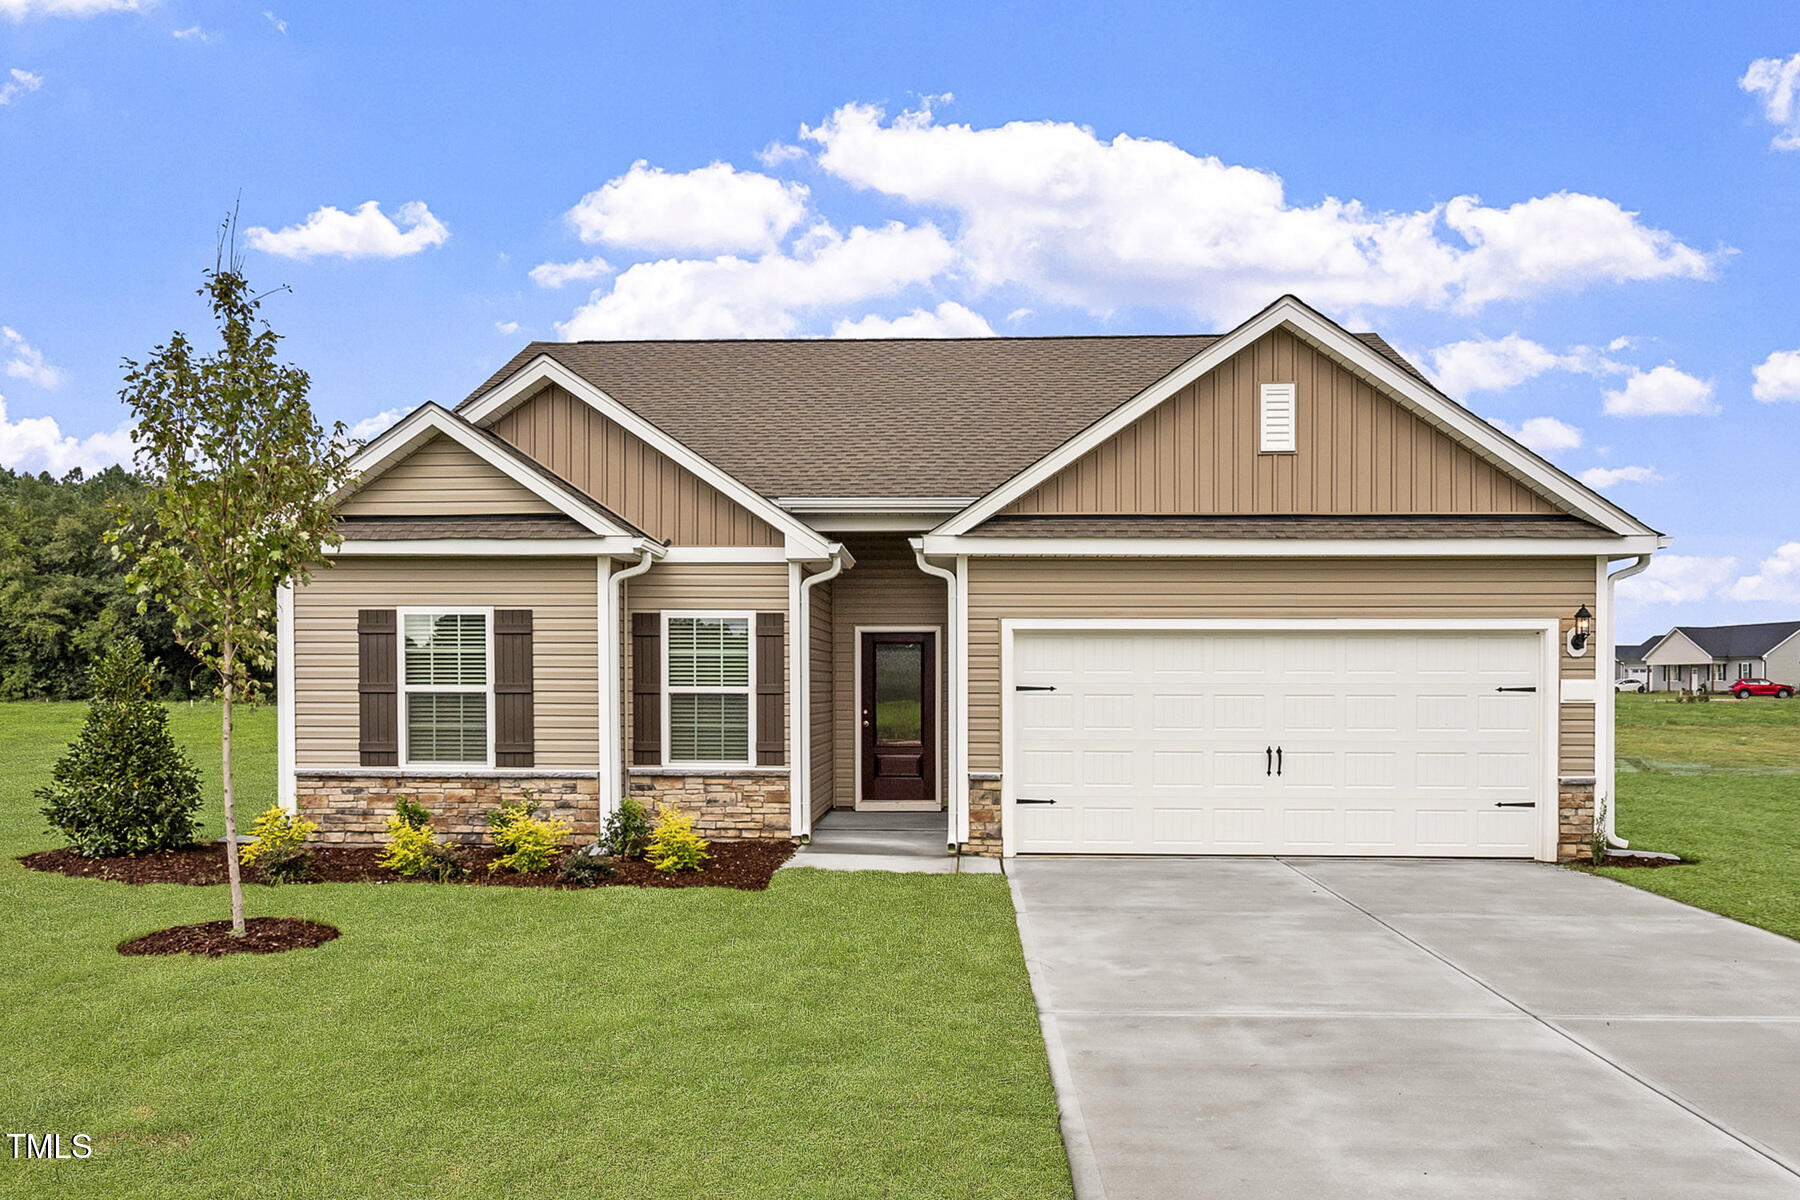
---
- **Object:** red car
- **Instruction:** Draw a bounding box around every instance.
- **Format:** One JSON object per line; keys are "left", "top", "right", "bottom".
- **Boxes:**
{"left": 1732, "top": 677, "right": 1795, "bottom": 699}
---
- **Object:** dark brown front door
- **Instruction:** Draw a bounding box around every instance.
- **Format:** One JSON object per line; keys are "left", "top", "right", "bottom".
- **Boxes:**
{"left": 860, "top": 631, "right": 936, "bottom": 803}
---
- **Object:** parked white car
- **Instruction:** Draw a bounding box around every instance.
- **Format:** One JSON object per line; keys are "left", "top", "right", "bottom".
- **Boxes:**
{"left": 1614, "top": 678, "right": 1648, "bottom": 693}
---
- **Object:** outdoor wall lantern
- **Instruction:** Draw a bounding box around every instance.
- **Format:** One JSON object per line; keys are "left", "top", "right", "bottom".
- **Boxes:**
{"left": 1567, "top": 605, "right": 1593, "bottom": 656}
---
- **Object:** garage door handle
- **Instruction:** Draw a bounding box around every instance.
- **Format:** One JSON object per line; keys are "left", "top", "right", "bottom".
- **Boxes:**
{"left": 1015, "top": 685, "right": 1057, "bottom": 692}
{"left": 1276, "top": 746, "right": 1283, "bottom": 776}
{"left": 1266, "top": 746, "right": 1273, "bottom": 776}
{"left": 1494, "top": 802, "right": 1537, "bottom": 808}
{"left": 1495, "top": 686, "right": 1537, "bottom": 693}
{"left": 1016, "top": 797, "right": 1056, "bottom": 805}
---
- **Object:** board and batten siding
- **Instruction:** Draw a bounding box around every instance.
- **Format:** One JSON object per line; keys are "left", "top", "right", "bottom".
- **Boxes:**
{"left": 338, "top": 435, "right": 559, "bottom": 518}
{"left": 1002, "top": 329, "right": 1560, "bottom": 518}
{"left": 293, "top": 556, "right": 600, "bottom": 769}
{"left": 829, "top": 537, "right": 951, "bottom": 807}
{"left": 809, "top": 573, "right": 835, "bottom": 818}
{"left": 623, "top": 561, "right": 790, "bottom": 764}
{"left": 965, "top": 556, "right": 1599, "bottom": 778}
{"left": 488, "top": 384, "right": 780, "bottom": 547}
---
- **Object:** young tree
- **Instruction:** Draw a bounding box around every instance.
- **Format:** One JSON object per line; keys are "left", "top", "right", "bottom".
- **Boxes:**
{"left": 113, "top": 231, "right": 351, "bottom": 935}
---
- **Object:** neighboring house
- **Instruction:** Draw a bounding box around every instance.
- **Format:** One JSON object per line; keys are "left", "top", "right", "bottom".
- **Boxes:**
{"left": 1613, "top": 639, "right": 1656, "bottom": 686}
{"left": 278, "top": 296, "right": 1664, "bottom": 863}
{"left": 1641, "top": 621, "right": 1800, "bottom": 693}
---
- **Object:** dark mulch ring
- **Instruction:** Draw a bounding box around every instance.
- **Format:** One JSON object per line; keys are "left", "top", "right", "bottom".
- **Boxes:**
{"left": 21, "top": 838, "right": 797, "bottom": 891}
{"left": 1596, "top": 850, "right": 1686, "bottom": 869}
{"left": 118, "top": 917, "right": 341, "bottom": 958}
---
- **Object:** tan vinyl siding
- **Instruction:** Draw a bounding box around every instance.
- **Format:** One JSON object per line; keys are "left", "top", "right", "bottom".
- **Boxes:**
{"left": 293, "top": 556, "right": 599, "bottom": 769}
{"left": 489, "top": 384, "right": 781, "bottom": 547}
{"left": 339, "top": 435, "right": 559, "bottom": 517}
{"left": 966, "top": 556, "right": 1597, "bottom": 777}
{"left": 623, "top": 562, "right": 790, "bottom": 765}
{"left": 830, "top": 537, "right": 951, "bottom": 807}
{"left": 1003, "top": 329, "right": 1561, "bottom": 518}
{"left": 809, "top": 575, "right": 835, "bottom": 819}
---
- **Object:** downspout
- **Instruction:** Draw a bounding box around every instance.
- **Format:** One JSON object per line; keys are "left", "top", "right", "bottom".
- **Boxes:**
{"left": 911, "top": 539, "right": 960, "bottom": 852}
{"left": 602, "top": 541, "right": 663, "bottom": 820}
{"left": 795, "top": 547, "right": 848, "bottom": 840}
{"left": 1603, "top": 554, "right": 1653, "bottom": 848}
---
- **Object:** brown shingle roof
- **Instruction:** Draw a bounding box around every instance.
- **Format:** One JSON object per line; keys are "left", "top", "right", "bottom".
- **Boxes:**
{"left": 965, "top": 514, "right": 1611, "bottom": 539}
{"left": 460, "top": 333, "right": 1424, "bottom": 499}
{"left": 337, "top": 515, "right": 597, "bottom": 540}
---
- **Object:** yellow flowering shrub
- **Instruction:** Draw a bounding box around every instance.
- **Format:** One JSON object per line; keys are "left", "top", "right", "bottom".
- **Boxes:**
{"left": 486, "top": 796, "right": 572, "bottom": 874}
{"left": 645, "top": 805, "right": 710, "bottom": 873}
{"left": 239, "top": 804, "right": 318, "bottom": 883}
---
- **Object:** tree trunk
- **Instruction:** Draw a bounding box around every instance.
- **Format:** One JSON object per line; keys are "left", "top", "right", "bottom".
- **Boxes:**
{"left": 221, "top": 638, "right": 246, "bottom": 936}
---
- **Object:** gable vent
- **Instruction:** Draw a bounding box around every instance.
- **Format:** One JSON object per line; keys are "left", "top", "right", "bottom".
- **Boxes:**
{"left": 1260, "top": 383, "right": 1297, "bottom": 453}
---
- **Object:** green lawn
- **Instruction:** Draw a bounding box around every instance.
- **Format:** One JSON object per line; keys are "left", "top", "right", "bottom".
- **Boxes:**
{"left": 0, "top": 702, "right": 1071, "bottom": 1199}
{"left": 1596, "top": 694, "right": 1800, "bottom": 940}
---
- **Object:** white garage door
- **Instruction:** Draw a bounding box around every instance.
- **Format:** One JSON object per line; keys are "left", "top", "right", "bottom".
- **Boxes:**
{"left": 1010, "top": 629, "right": 1544, "bottom": 857}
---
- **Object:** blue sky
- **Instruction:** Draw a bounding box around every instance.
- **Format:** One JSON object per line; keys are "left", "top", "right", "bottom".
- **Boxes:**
{"left": 2, "top": 0, "right": 1797, "bottom": 642}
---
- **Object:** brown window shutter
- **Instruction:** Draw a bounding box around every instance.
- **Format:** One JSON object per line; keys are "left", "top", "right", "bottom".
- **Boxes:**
{"left": 631, "top": 611, "right": 661, "bottom": 766}
{"left": 357, "top": 609, "right": 398, "bottom": 767}
{"left": 494, "top": 609, "right": 534, "bottom": 768}
{"left": 756, "top": 611, "right": 785, "bottom": 766}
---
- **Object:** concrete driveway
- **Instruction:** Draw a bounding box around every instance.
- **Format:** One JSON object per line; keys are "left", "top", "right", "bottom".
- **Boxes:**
{"left": 1010, "top": 858, "right": 1800, "bottom": 1200}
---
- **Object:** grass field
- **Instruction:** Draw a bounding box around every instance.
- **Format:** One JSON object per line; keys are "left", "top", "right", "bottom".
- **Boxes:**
{"left": 0, "top": 702, "right": 1071, "bottom": 1199}
{"left": 1597, "top": 694, "right": 1800, "bottom": 940}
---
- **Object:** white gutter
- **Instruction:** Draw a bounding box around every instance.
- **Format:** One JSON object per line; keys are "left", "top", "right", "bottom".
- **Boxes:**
{"left": 601, "top": 542, "right": 664, "bottom": 819}
{"left": 1602, "top": 553, "right": 1654, "bottom": 849}
{"left": 911, "top": 539, "right": 964, "bottom": 849}
{"left": 794, "top": 546, "right": 848, "bottom": 839}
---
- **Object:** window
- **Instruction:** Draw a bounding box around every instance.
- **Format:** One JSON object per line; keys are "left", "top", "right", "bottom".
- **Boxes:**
{"left": 664, "top": 613, "right": 753, "bottom": 766}
{"left": 1718, "top": 662, "right": 1730, "bottom": 682}
{"left": 1259, "top": 383, "right": 1297, "bottom": 453}
{"left": 1741, "top": 661, "right": 1755, "bottom": 679}
{"left": 401, "top": 610, "right": 491, "bottom": 765}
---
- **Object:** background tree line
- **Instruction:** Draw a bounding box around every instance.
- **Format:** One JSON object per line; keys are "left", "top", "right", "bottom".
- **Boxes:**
{"left": 0, "top": 465, "right": 233, "bottom": 699}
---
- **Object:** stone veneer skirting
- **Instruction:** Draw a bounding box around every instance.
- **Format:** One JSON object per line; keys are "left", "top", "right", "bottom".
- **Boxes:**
{"left": 295, "top": 774, "right": 601, "bottom": 845}
{"left": 626, "top": 772, "right": 792, "bottom": 841}
{"left": 964, "top": 776, "right": 1002, "bottom": 857}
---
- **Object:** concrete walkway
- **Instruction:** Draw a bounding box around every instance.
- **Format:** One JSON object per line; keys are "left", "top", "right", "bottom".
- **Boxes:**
{"left": 782, "top": 810, "right": 1000, "bottom": 874}
{"left": 1010, "top": 857, "right": 1800, "bottom": 1200}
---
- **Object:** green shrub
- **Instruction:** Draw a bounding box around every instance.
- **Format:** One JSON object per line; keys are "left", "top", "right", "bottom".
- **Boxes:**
{"left": 486, "top": 795, "right": 573, "bottom": 874}
{"left": 37, "top": 637, "right": 204, "bottom": 857}
{"left": 378, "top": 796, "right": 468, "bottom": 881}
{"left": 239, "top": 804, "right": 318, "bottom": 883}
{"left": 603, "top": 795, "right": 653, "bottom": 860}
{"left": 645, "top": 805, "right": 710, "bottom": 873}
{"left": 559, "top": 843, "right": 616, "bottom": 886}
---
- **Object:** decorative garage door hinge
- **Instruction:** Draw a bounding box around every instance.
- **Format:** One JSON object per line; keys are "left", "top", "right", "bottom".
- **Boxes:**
{"left": 1015, "top": 797, "right": 1057, "bottom": 804}
{"left": 1014, "top": 684, "right": 1056, "bottom": 692}
{"left": 1493, "top": 802, "right": 1537, "bottom": 808}
{"left": 1494, "top": 686, "right": 1537, "bottom": 693}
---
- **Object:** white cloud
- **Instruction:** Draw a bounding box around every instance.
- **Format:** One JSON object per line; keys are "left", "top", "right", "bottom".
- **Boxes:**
{"left": 1730, "top": 543, "right": 1800, "bottom": 602}
{"left": 0, "top": 0, "right": 143, "bottom": 17}
{"left": 1425, "top": 334, "right": 1629, "bottom": 396}
{"left": 757, "top": 141, "right": 806, "bottom": 166}
{"left": 1602, "top": 365, "right": 1717, "bottom": 416}
{"left": 262, "top": 9, "right": 286, "bottom": 35}
{"left": 0, "top": 394, "right": 134, "bottom": 474}
{"left": 559, "top": 221, "right": 955, "bottom": 340}
{"left": 1751, "top": 349, "right": 1800, "bottom": 403}
{"left": 1579, "top": 464, "right": 1661, "bottom": 488}
{"left": 246, "top": 200, "right": 448, "bottom": 260}
{"left": 528, "top": 256, "right": 612, "bottom": 288}
{"left": 1617, "top": 554, "right": 1736, "bottom": 605}
{"left": 171, "top": 24, "right": 209, "bottom": 41}
{"left": 346, "top": 408, "right": 402, "bottom": 443}
{"left": 0, "top": 67, "right": 43, "bottom": 105}
{"left": 567, "top": 161, "right": 808, "bottom": 255}
{"left": 1741, "top": 54, "right": 1800, "bottom": 151}
{"left": 832, "top": 301, "right": 995, "bottom": 339}
{"left": 2, "top": 326, "right": 65, "bottom": 388}
{"left": 494, "top": 320, "right": 520, "bottom": 336}
{"left": 797, "top": 102, "right": 1718, "bottom": 322}
{"left": 1489, "top": 415, "right": 1582, "bottom": 455}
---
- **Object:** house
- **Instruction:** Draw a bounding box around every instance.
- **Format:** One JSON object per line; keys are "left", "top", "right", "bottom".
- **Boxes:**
{"left": 277, "top": 296, "right": 1665, "bottom": 863}
{"left": 1640, "top": 621, "right": 1800, "bottom": 692}
{"left": 1613, "top": 639, "right": 1655, "bottom": 687}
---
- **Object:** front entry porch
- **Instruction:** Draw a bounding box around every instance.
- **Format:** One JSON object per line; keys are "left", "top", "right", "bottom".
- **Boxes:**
{"left": 785, "top": 810, "right": 998, "bottom": 874}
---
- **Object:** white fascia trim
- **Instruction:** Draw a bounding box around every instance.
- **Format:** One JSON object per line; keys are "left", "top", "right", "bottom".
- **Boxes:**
{"left": 330, "top": 537, "right": 644, "bottom": 557}
{"left": 659, "top": 546, "right": 791, "bottom": 563}
{"left": 935, "top": 297, "right": 1655, "bottom": 538}
{"left": 277, "top": 581, "right": 296, "bottom": 814}
{"left": 997, "top": 616, "right": 1562, "bottom": 862}
{"left": 460, "top": 357, "right": 835, "bottom": 561}
{"left": 919, "top": 535, "right": 1662, "bottom": 558}
{"left": 777, "top": 496, "right": 976, "bottom": 513}
{"left": 337, "top": 404, "right": 634, "bottom": 539}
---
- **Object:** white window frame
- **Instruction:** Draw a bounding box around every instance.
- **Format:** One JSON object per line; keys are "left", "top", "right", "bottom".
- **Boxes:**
{"left": 1258, "top": 382, "right": 1297, "bottom": 453}
{"left": 397, "top": 606, "right": 496, "bottom": 770}
{"left": 661, "top": 609, "right": 757, "bottom": 771}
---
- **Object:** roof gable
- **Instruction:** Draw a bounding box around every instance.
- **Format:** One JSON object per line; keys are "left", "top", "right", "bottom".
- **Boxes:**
{"left": 1668, "top": 620, "right": 1800, "bottom": 658}
{"left": 1000, "top": 326, "right": 1561, "bottom": 519}
{"left": 1644, "top": 629, "right": 1712, "bottom": 665}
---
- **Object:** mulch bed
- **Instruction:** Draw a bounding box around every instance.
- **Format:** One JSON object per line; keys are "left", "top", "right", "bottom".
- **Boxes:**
{"left": 118, "top": 917, "right": 341, "bottom": 958}
{"left": 1597, "top": 851, "right": 1685, "bottom": 870}
{"left": 20, "top": 839, "right": 797, "bottom": 891}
